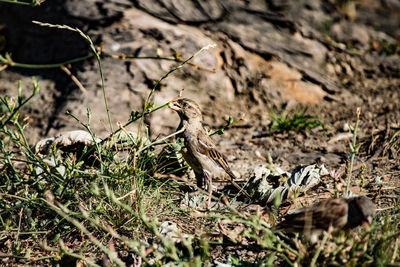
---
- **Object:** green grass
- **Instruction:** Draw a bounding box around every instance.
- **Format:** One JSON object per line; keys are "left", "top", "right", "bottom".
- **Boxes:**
{"left": 0, "top": 79, "right": 195, "bottom": 265}
{"left": 269, "top": 109, "right": 325, "bottom": 134}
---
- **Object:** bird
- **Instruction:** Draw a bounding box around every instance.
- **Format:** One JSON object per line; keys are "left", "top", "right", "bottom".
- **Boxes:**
{"left": 276, "top": 196, "right": 376, "bottom": 243}
{"left": 168, "top": 98, "right": 251, "bottom": 204}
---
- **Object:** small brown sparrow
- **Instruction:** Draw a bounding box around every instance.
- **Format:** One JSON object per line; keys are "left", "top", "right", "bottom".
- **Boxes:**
{"left": 276, "top": 196, "right": 376, "bottom": 242}
{"left": 169, "top": 98, "right": 250, "bottom": 202}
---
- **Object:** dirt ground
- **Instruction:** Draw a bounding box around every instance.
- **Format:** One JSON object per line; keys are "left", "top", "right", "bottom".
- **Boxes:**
{"left": 1, "top": 0, "right": 399, "bottom": 250}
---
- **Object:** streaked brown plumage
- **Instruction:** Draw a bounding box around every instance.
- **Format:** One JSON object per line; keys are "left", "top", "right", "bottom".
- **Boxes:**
{"left": 276, "top": 196, "right": 376, "bottom": 242}
{"left": 169, "top": 98, "right": 250, "bottom": 201}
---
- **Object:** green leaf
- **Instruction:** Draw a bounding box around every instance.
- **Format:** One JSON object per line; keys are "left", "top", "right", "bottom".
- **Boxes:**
{"left": 228, "top": 115, "right": 233, "bottom": 125}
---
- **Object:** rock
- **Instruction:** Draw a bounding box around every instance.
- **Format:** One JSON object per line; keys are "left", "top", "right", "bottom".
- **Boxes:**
{"left": 330, "top": 21, "right": 370, "bottom": 50}
{"left": 136, "top": 0, "right": 225, "bottom": 23}
{"left": 247, "top": 164, "right": 327, "bottom": 205}
{"left": 64, "top": 0, "right": 132, "bottom": 22}
{"left": 381, "top": 55, "right": 400, "bottom": 77}
{"left": 34, "top": 130, "right": 99, "bottom": 155}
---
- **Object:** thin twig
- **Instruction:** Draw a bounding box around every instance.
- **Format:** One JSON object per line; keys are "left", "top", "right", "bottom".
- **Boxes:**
{"left": 0, "top": 53, "right": 93, "bottom": 69}
{"left": 0, "top": 0, "right": 44, "bottom": 6}
{"left": 136, "top": 126, "right": 186, "bottom": 154}
{"left": 106, "top": 53, "right": 216, "bottom": 73}
{"left": 60, "top": 65, "right": 87, "bottom": 94}
{"left": 0, "top": 64, "right": 8, "bottom": 72}
{"left": 209, "top": 115, "right": 244, "bottom": 136}
{"left": 116, "top": 189, "right": 137, "bottom": 201}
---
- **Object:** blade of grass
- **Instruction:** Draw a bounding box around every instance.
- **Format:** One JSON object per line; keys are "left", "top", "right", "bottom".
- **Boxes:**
{"left": 32, "top": 21, "right": 114, "bottom": 133}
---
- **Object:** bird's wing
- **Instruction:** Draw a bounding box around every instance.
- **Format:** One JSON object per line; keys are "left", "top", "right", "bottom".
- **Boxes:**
{"left": 278, "top": 198, "right": 348, "bottom": 231}
{"left": 196, "top": 130, "right": 237, "bottom": 179}
{"left": 195, "top": 130, "right": 251, "bottom": 198}
{"left": 309, "top": 198, "right": 348, "bottom": 229}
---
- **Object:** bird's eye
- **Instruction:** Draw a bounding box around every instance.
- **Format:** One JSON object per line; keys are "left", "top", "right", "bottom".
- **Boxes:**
{"left": 183, "top": 103, "right": 189, "bottom": 108}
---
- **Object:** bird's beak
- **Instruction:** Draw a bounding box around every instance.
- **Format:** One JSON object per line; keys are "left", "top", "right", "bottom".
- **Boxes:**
{"left": 169, "top": 100, "right": 181, "bottom": 111}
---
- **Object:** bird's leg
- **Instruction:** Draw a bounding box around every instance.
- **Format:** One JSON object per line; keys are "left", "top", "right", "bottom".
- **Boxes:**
{"left": 203, "top": 171, "right": 213, "bottom": 209}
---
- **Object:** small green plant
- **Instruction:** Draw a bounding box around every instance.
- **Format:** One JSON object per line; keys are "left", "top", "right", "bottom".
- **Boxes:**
{"left": 269, "top": 109, "right": 324, "bottom": 134}
{"left": 209, "top": 115, "right": 242, "bottom": 136}
{"left": 345, "top": 108, "right": 361, "bottom": 197}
